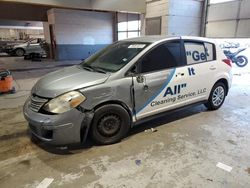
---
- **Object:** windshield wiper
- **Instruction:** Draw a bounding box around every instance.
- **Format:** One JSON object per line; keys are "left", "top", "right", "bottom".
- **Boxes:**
{"left": 93, "top": 67, "right": 107, "bottom": 74}
{"left": 82, "top": 64, "right": 107, "bottom": 74}
{"left": 82, "top": 64, "right": 95, "bottom": 72}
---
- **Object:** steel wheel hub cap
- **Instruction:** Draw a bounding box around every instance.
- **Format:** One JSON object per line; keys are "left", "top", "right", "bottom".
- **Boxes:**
{"left": 212, "top": 86, "right": 225, "bottom": 107}
{"left": 97, "top": 114, "right": 121, "bottom": 137}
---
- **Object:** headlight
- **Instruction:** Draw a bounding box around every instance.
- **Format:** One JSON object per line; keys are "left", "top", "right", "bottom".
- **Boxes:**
{"left": 43, "top": 91, "right": 86, "bottom": 114}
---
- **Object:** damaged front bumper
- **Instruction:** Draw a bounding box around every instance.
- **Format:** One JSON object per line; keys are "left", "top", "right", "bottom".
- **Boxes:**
{"left": 23, "top": 99, "right": 93, "bottom": 146}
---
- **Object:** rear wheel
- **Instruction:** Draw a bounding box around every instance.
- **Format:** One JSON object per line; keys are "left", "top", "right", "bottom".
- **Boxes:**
{"left": 90, "top": 104, "right": 130, "bottom": 145}
{"left": 205, "top": 82, "right": 227, "bottom": 110}
{"left": 15, "top": 48, "right": 25, "bottom": 56}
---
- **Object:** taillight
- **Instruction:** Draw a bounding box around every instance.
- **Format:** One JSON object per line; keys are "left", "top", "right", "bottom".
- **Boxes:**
{"left": 222, "top": 59, "right": 232, "bottom": 67}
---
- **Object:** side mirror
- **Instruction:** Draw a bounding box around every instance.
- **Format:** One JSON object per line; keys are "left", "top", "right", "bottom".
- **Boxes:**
{"left": 136, "top": 75, "right": 145, "bottom": 83}
{"left": 126, "top": 71, "right": 135, "bottom": 77}
{"left": 125, "top": 65, "right": 137, "bottom": 77}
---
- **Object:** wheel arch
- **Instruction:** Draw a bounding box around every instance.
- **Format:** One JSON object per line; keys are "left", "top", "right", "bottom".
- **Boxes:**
{"left": 80, "top": 100, "right": 133, "bottom": 143}
{"left": 15, "top": 47, "right": 25, "bottom": 51}
{"left": 214, "top": 78, "right": 229, "bottom": 95}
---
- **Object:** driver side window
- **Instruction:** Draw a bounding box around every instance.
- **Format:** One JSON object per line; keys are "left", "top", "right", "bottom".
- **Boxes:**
{"left": 140, "top": 40, "right": 181, "bottom": 73}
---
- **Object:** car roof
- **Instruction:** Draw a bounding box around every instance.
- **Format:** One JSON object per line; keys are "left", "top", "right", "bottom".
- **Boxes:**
{"left": 181, "top": 36, "right": 216, "bottom": 43}
{"left": 122, "top": 36, "right": 216, "bottom": 44}
{"left": 122, "top": 36, "right": 178, "bottom": 43}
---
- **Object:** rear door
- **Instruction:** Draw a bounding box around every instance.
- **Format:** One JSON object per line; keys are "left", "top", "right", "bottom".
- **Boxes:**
{"left": 183, "top": 40, "right": 217, "bottom": 101}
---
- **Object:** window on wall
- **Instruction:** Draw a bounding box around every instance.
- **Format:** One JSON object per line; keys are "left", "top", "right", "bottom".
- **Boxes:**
{"left": 145, "top": 17, "right": 161, "bottom": 35}
{"left": 117, "top": 13, "right": 141, "bottom": 40}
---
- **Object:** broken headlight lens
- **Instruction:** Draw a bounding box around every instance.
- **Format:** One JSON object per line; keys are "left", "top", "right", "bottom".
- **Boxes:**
{"left": 43, "top": 91, "right": 86, "bottom": 114}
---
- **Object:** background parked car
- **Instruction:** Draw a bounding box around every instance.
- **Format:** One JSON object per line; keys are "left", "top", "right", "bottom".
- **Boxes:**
{"left": 0, "top": 40, "right": 25, "bottom": 53}
{"left": 3, "top": 38, "right": 47, "bottom": 57}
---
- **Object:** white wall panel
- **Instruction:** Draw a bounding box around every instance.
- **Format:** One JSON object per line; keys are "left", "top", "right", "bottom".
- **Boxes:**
{"left": 239, "top": 0, "right": 250, "bottom": 19}
{"left": 168, "top": 0, "right": 203, "bottom": 36}
{"left": 145, "top": 0, "right": 203, "bottom": 36}
{"left": 169, "top": 0, "right": 202, "bottom": 17}
{"left": 206, "top": 0, "right": 250, "bottom": 37}
{"left": 168, "top": 16, "right": 201, "bottom": 36}
{"left": 48, "top": 8, "right": 113, "bottom": 45}
{"left": 206, "top": 20, "right": 237, "bottom": 37}
{"left": 145, "top": 0, "right": 169, "bottom": 18}
{"left": 207, "top": 1, "right": 240, "bottom": 21}
{"left": 42, "top": 22, "right": 50, "bottom": 44}
{"left": 236, "top": 19, "right": 250, "bottom": 37}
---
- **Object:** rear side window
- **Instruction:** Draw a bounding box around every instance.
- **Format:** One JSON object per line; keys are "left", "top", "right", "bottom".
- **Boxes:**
{"left": 204, "top": 42, "right": 215, "bottom": 61}
{"left": 140, "top": 41, "right": 181, "bottom": 73}
{"left": 184, "top": 41, "right": 216, "bottom": 65}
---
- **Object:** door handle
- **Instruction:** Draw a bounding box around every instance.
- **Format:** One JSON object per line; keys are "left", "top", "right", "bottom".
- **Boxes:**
{"left": 176, "top": 73, "right": 185, "bottom": 77}
{"left": 210, "top": 66, "right": 216, "bottom": 70}
{"left": 136, "top": 75, "right": 149, "bottom": 92}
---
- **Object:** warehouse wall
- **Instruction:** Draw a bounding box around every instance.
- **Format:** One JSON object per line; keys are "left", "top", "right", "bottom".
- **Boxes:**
{"left": 206, "top": 0, "right": 250, "bottom": 37}
{"left": 145, "top": 0, "right": 169, "bottom": 35}
{"left": 91, "top": 0, "right": 146, "bottom": 13}
{"left": 1, "top": 0, "right": 146, "bottom": 13}
{"left": 168, "top": 0, "right": 203, "bottom": 36}
{"left": 145, "top": 0, "right": 204, "bottom": 36}
{"left": 48, "top": 8, "right": 113, "bottom": 60}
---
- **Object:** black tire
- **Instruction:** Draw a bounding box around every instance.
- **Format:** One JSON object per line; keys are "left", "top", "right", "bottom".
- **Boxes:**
{"left": 90, "top": 104, "right": 131, "bottom": 145}
{"left": 235, "top": 55, "right": 248, "bottom": 67}
{"left": 15, "top": 48, "right": 25, "bottom": 56}
{"left": 205, "top": 82, "right": 227, "bottom": 111}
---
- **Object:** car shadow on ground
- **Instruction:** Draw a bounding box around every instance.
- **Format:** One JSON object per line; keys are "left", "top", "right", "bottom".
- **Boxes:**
{"left": 128, "top": 104, "right": 206, "bottom": 137}
{"left": 32, "top": 104, "right": 207, "bottom": 155}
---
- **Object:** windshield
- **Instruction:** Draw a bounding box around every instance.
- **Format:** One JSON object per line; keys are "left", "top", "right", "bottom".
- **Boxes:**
{"left": 80, "top": 41, "right": 150, "bottom": 73}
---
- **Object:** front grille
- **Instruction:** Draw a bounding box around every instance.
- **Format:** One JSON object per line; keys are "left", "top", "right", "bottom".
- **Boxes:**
{"left": 29, "top": 124, "right": 38, "bottom": 134}
{"left": 29, "top": 95, "right": 48, "bottom": 112}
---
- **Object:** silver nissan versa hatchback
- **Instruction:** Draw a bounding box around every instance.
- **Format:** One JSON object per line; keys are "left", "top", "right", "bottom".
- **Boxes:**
{"left": 23, "top": 36, "right": 232, "bottom": 145}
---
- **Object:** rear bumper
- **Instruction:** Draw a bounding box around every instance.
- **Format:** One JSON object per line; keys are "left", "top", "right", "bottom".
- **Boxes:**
{"left": 23, "top": 99, "right": 93, "bottom": 145}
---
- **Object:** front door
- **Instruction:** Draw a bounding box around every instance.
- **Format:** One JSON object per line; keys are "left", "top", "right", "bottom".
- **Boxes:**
{"left": 133, "top": 40, "right": 185, "bottom": 120}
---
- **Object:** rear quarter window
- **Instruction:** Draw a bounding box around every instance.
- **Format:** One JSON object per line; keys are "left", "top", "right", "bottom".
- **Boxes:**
{"left": 184, "top": 41, "right": 216, "bottom": 65}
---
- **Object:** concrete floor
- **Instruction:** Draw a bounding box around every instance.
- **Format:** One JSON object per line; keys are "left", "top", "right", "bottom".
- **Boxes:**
{"left": 0, "top": 56, "right": 250, "bottom": 188}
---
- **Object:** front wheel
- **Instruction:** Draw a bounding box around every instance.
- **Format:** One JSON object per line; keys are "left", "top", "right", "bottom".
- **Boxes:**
{"left": 90, "top": 104, "right": 131, "bottom": 145}
{"left": 15, "top": 48, "right": 25, "bottom": 56}
{"left": 235, "top": 55, "right": 248, "bottom": 67}
{"left": 205, "top": 82, "right": 227, "bottom": 110}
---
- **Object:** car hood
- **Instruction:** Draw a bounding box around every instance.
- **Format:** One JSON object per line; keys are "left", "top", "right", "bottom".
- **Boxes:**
{"left": 32, "top": 65, "right": 110, "bottom": 98}
{"left": 14, "top": 43, "right": 27, "bottom": 48}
